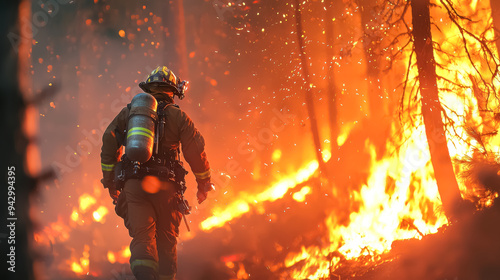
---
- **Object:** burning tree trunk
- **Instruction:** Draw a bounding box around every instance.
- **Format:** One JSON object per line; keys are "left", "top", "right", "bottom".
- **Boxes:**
{"left": 411, "top": 0, "right": 463, "bottom": 218}
{"left": 325, "top": 1, "right": 339, "bottom": 156}
{"left": 490, "top": 0, "right": 500, "bottom": 56}
{"left": 295, "top": 0, "right": 327, "bottom": 176}
{"left": 1, "top": 0, "right": 36, "bottom": 279}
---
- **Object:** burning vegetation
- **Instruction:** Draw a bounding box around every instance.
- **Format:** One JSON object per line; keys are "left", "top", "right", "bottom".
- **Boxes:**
{"left": 4, "top": 0, "right": 500, "bottom": 279}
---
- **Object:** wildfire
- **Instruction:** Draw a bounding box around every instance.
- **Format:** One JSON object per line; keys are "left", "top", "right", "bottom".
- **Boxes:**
{"left": 197, "top": 2, "right": 500, "bottom": 278}
{"left": 30, "top": 0, "right": 500, "bottom": 279}
{"left": 34, "top": 181, "right": 115, "bottom": 277}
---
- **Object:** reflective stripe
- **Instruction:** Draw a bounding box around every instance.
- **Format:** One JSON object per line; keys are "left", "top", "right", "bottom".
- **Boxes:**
{"left": 130, "top": 259, "right": 159, "bottom": 272}
{"left": 159, "top": 274, "right": 175, "bottom": 280}
{"left": 127, "top": 127, "right": 154, "bottom": 140}
{"left": 101, "top": 163, "right": 115, "bottom": 171}
{"left": 194, "top": 170, "right": 211, "bottom": 180}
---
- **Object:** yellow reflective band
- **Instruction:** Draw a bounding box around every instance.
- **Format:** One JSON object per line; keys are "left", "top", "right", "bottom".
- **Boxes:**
{"left": 194, "top": 170, "right": 211, "bottom": 180}
{"left": 168, "top": 71, "right": 176, "bottom": 84}
{"left": 130, "top": 259, "right": 159, "bottom": 272}
{"left": 127, "top": 131, "right": 154, "bottom": 140}
{"left": 127, "top": 127, "right": 154, "bottom": 140}
{"left": 162, "top": 66, "right": 169, "bottom": 75}
{"left": 101, "top": 163, "right": 115, "bottom": 171}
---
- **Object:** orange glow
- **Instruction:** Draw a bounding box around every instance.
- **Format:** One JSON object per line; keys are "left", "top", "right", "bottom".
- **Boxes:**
{"left": 107, "top": 246, "right": 131, "bottom": 264}
{"left": 70, "top": 262, "right": 83, "bottom": 275}
{"left": 292, "top": 186, "right": 311, "bottom": 202}
{"left": 70, "top": 208, "right": 79, "bottom": 222}
{"left": 337, "top": 122, "right": 355, "bottom": 147}
{"left": 142, "top": 175, "right": 161, "bottom": 193}
{"left": 236, "top": 263, "right": 249, "bottom": 279}
{"left": 79, "top": 193, "right": 96, "bottom": 213}
{"left": 25, "top": 143, "right": 41, "bottom": 176}
{"left": 226, "top": 261, "right": 235, "bottom": 269}
{"left": 107, "top": 251, "right": 116, "bottom": 264}
{"left": 92, "top": 205, "right": 108, "bottom": 223}
{"left": 272, "top": 149, "right": 282, "bottom": 162}
{"left": 70, "top": 244, "right": 90, "bottom": 276}
{"left": 119, "top": 29, "right": 126, "bottom": 38}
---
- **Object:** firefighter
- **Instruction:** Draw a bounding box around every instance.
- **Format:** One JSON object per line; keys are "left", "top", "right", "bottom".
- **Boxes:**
{"left": 100, "top": 66, "right": 213, "bottom": 280}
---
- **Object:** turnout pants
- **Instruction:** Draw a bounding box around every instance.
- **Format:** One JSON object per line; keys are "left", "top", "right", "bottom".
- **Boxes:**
{"left": 115, "top": 178, "right": 182, "bottom": 280}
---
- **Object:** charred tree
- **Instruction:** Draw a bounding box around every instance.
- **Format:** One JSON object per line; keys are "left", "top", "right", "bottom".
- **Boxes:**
{"left": 1, "top": 0, "right": 36, "bottom": 279}
{"left": 325, "top": 1, "right": 339, "bottom": 156}
{"left": 411, "top": 0, "right": 464, "bottom": 218}
{"left": 295, "top": 0, "right": 327, "bottom": 176}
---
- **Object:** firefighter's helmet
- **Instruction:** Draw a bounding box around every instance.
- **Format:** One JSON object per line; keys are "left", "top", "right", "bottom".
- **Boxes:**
{"left": 139, "top": 66, "right": 187, "bottom": 99}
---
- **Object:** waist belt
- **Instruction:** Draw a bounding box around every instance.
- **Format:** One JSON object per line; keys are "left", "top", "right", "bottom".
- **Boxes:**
{"left": 149, "top": 155, "right": 171, "bottom": 166}
{"left": 114, "top": 159, "right": 175, "bottom": 190}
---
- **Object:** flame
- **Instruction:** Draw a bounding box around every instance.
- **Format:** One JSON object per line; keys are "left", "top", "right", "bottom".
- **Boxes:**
{"left": 107, "top": 251, "right": 116, "bottom": 264}
{"left": 92, "top": 205, "right": 109, "bottom": 223}
{"left": 337, "top": 122, "right": 356, "bottom": 147}
{"left": 292, "top": 186, "right": 311, "bottom": 202}
{"left": 201, "top": 160, "right": 319, "bottom": 231}
{"left": 107, "top": 246, "right": 131, "bottom": 264}
{"left": 272, "top": 149, "right": 282, "bottom": 162}
{"left": 236, "top": 263, "right": 249, "bottom": 279}
{"left": 69, "top": 244, "right": 90, "bottom": 276}
{"left": 281, "top": 1, "right": 499, "bottom": 278}
{"left": 198, "top": 3, "right": 499, "bottom": 277}
{"left": 79, "top": 193, "right": 97, "bottom": 213}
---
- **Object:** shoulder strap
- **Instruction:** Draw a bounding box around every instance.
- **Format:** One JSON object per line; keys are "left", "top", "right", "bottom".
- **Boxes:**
{"left": 155, "top": 102, "right": 182, "bottom": 159}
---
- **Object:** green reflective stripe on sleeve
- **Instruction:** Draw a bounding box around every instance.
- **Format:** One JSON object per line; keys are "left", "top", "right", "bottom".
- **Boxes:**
{"left": 101, "top": 163, "right": 115, "bottom": 171}
{"left": 194, "top": 170, "right": 211, "bottom": 180}
{"left": 127, "top": 127, "right": 154, "bottom": 140}
{"left": 130, "top": 259, "right": 159, "bottom": 272}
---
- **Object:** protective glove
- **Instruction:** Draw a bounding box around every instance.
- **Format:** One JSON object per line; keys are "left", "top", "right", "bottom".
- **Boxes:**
{"left": 102, "top": 178, "right": 120, "bottom": 205}
{"left": 196, "top": 178, "right": 215, "bottom": 204}
{"left": 108, "top": 186, "right": 120, "bottom": 205}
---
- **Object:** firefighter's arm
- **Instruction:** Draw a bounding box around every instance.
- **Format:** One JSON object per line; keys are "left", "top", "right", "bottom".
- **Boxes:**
{"left": 177, "top": 110, "right": 213, "bottom": 203}
{"left": 100, "top": 107, "right": 128, "bottom": 199}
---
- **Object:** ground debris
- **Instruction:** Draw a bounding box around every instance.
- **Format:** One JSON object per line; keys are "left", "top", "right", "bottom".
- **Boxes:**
{"left": 335, "top": 203, "right": 500, "bottom": 280}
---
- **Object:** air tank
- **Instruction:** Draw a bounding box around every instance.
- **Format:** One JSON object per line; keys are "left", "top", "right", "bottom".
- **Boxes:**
{"left": 125, "top": 93, "right": 158, "bottom": 163}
